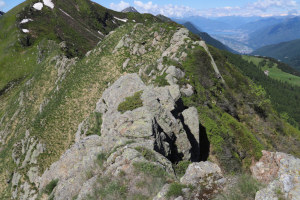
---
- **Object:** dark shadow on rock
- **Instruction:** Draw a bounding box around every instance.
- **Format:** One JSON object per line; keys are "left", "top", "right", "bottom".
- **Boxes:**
{"left": 172, "top": 99, "right": 201, "bottom": 162}
{"left": 199, "top": 124, "right": 210, "bottom": 161}
{"left": 153, "top": 118, "right": 184, "bottom": 163}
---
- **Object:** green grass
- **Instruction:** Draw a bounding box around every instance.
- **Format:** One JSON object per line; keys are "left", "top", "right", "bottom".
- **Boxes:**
{"left": 44, "top": 179, "right": 59, "bottom": 195}
{"left": 117, "top": 91, "right": 143, "bottom": 113}
{"left": 243, "top": 55, "right": 300, "bottom": 86}
{"left": 133, "top": 162, "right": 167, "bottom": 178}
{"left": 173, "top": 160, "right": 191, "bottom": 178}
{"left": 135, "top": 147, "right": 157, "bottom": 162}
{"left": 90, "top": 176, "right": 128, "bottom": 200}
{"left": 215, "top": 174, "right": 263, "bottom": 200}
{"left": 85, "top": 112, "right": 102, "bottom": 136}
{"left": 166, "top": 182, "right": 186, "bottom": 198}
{"left": 153, "top": 73, "right": 169, "bottom": 86}
{"left": 97, "top": 153, "right": 107, "bottom": 168}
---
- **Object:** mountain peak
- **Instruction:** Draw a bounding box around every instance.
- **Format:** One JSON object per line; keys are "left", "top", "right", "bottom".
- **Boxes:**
{"left": 122, "top": 6, "right": 139, "bottom": 13}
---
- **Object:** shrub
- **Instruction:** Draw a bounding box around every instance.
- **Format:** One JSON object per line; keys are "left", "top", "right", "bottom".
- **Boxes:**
{"left": 215, "top": 174, "right": 263, "bottom": 200}
{"left": 173, "top": 160, "right": 191, "bottom": 178}
{"left": 166, "top": 182, "right": 186, "bottom": 198}
{"left": 133, "top": 162, "right": 167, "bottom": 178}
{"left": 135, "top": 147, "right": 156, "bottom": 161}
{"left": 44, "top": 179, "right": 59, "bottom": 195}
{"left": 96, "top": 177, "right": 128, "bottom": 200}
{"left": 117, "top": 91, "right": 143, "bottom": 113}
{"left": 97, "top": 153, "right": 107, "bottom": 167}
{"left": 86, "top": 112, "right": 102, "bottom": 136}
{"left": 153, "top": 73, "right": 169, "bottom": 87}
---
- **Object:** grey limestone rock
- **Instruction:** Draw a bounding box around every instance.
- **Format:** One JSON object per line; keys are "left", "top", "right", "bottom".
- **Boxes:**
{"left": 180, "top": 84, "right": 194, "bottom": 97}
{"left": 123, "top": 58, "right": 130, "bottom": 69}
{"left": 39, "top": 135, "right": 103, "bottom": 200}
{"left": 180, "top": 162, "right": 223, "bottom": 186}
{"left": 251, "top": 151, "right": 300, "bottom": 200}
{"left": 38, "top": 73, "right": 203, "bottom": 200}
{"left": 182, "top": 107, "right": 199, "bottom": 145}
{"left": 166, "top": 66, "right": 185, "bottom": 79}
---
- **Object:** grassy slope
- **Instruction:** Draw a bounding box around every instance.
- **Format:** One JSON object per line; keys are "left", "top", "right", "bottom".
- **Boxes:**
{"left": 243, "top": 56, "right": 300, "bottom": 86}
{"left": 0, "top": 0, "right": 163, "bottom": 94}
{"left": 228, "top": 53, "right": 300, "bottom": 127}
{"left": 0, "top": 1, "right": 39, "bottom": 92}
{"left": 252, "top": 39, "right": 300, "bottom": 72}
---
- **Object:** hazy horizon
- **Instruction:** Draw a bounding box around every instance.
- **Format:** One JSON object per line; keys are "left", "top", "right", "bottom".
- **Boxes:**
{"left": 1, "top": 0, "right": 299, "bottom": 17}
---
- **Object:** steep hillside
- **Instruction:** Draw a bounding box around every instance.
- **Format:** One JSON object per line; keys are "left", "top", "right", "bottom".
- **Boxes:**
{"left": 183, "top": 22, "right": 236, "bottom": 53}
{"left": 228, "top": 53, "right": 300, "bottom": 127}
{"left": 252, "top": 39, "right": 300, "bottom": 72}
{"left": 249, "top": 16, "right": 300, "bottom": 49}
{"left": 0, "top": 1, "right": 299, "bottom": 199}
{"left": 243, "top": 55, "right": 300, "bottom": 82}
{"left": 0, "top": 0, "right": 160, "bottom": 92}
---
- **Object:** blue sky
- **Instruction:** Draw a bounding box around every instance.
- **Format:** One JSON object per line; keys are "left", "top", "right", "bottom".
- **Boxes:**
{"left": 1, "top": 0, "right": 299, "bottom": 17}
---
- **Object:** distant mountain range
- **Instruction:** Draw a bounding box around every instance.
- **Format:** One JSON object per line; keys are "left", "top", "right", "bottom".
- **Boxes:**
{"left": 175, "top": 15, "right": 300, "bottom": 54}
{"left": 183, "top": 22, "right": 236, "bottom": 53}
{"left": 252, "top": 39, "right": 300, "bottom": 72}
{"left": 248, "top": 16, "right": 300, "bottom": 49}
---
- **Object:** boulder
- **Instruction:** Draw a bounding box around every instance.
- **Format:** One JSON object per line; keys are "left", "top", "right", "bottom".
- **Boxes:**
{"left": 251, "top": 151, "right": 300, "bottom": 200}
{"left": 182, "top": 107, "right": 199, "bottom": 145}
{"left": 180, "top": 84, "right": 193, "bottom": 97}
{"left": 180, "top": 162, "right": 223, "bottom": 186}
{"left": 166, "top": 66, "right": 185, "bottom": 79}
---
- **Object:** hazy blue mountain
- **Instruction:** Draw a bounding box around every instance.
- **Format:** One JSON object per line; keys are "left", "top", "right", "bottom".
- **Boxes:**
{"left": 212, "top": 16, "right": 261, "bottom": 28}
{"left": 238, "top": 17, "right": 286, "bottom": 33}
{"left": 183, "top": 22, "right": 236, "bottom": 53}
{"left": 173, "top": 16, "right": 232, "bottom": 33}
{"left": 248, "top": 16, "right": 300, "bottom": 49}
{"left": 252, "top": 39, "right": 300, "bottom": 71}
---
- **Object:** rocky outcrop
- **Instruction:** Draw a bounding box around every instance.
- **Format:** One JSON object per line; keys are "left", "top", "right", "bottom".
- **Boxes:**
{"left": 154, "top": 161, "right": 225, "bottom": 200}
{"left": 251, "top": 150, "right": 300, "bottom": 200}
{"left": 37, "top": 73, "right": 206, "bottom": 199}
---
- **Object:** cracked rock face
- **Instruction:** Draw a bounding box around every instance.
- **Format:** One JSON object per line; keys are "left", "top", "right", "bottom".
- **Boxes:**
{"left": 251, "top": 150, "right": 300, "bottom": 200}
{"left": 38, "top": 73, "right": 205, "bottom": 199}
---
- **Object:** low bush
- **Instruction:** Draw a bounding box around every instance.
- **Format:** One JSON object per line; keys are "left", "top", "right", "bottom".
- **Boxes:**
{"left": 166, "top": 182, "right": 186, "bottom": 198}
{"left": 44, "top": 179, "right": 59, "bottom": 195}
{"left": 117, "top": 91, "right": 143, "bottom": 113}
{"left": 135, "top": 147, "right": 156, "bottom": 162}
{"left": 173, "top": 160, "right": 191, "bottom": 178}
{"left": 215, "top": 174, "right": 263, "bottom": 200}
{"left": 133, "top": 162, "right": 167, "bottom": 178}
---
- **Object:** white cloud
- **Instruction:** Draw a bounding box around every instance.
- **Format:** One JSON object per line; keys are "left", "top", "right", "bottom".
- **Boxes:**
{"left": 110, "top": 0, "right": 300, "bottom": 17}
{"left": 0, "top": 0, "right": 5, "bottom": 8}
{"left": 110, "top": 1, "right": 130, "bottom": 11}
{"left": 250, "top": 0, "right": 297, "bottom": 10}
{"left": 133, "top": 1, "right": 199, "bottom": 17}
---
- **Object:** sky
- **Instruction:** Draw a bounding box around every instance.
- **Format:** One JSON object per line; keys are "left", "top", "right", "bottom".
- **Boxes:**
{"left": 1, "top": 0, "right": 299, "bottom": 17}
